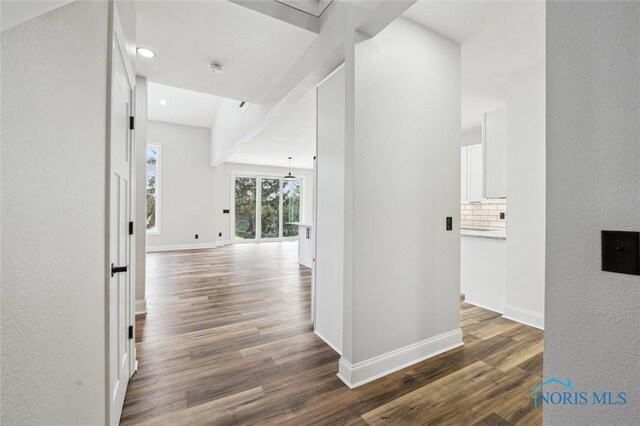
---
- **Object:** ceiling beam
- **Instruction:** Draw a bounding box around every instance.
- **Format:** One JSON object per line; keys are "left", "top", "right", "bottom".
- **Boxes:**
{"left": 210, "top": 0, "right": 416, "bottom": 167}
{"left": 228, "top": 0, "right": 320, "bottom": 34}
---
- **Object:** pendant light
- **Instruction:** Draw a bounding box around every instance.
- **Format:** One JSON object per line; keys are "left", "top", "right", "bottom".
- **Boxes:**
{"left": 284, "top": 156, "right": 296, "bottom": 180}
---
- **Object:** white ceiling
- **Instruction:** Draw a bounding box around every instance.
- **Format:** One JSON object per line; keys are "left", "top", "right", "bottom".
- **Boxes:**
{"left": 147, "top": 83, "right": 222, "bottom": 128}
{"left": 135, "top": 0, "right": 317, "bottom": 103}
{"left": 404, "top": 0, "right": 545, "bottom": 132}
{"left": 226, "top": 89, "right": 316, "bottom": 169}
{"left": 275, "top": 0, "right": 333, "bottom": 17}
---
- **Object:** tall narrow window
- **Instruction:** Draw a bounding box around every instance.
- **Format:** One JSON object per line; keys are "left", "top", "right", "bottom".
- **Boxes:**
{"left": 146, "top": 144, "right": 160, "bottom": 234}
{"left": 235, "top": 177, "right": 257, "bottom": 240}
{"left": 282, "top": 180, "right": 301, "bottom": 237}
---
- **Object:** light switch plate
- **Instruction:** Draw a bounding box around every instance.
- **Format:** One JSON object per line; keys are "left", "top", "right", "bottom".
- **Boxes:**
{"left": 601, "top": 230, "right": 640, "bottom": 275}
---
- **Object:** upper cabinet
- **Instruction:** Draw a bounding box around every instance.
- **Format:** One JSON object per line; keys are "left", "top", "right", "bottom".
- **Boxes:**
{"left": 461, "top": 143, "right": 483, "bottom": 203}
{"left": 483, "top": 108, "right": 507, "bottom": 198}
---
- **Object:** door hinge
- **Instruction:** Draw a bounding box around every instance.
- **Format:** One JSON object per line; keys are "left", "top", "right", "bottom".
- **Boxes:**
{"left": 129, "top": 116, "right": 135, "bottom": 130}
{"left": 129, "top": 221, "right": 134, "bottom": 235}
{"left": 128, "top": 325, "right": 133, "bottom": 340}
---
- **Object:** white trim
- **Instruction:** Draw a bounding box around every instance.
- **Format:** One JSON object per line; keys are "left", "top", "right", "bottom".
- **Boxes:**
{"left": 135, "top": 299, "right": 147, "bottom": 315}
{"left": 145, "top": 142, "right": 162, "bottom": 235}
{"left": 314, "top": 330, "right": 342, "bottom": 355}
{"left": 299, "top": 257, "right": 313, "bottom": 268}
{"left": 232, "top": 237, "right": 298, "bottom": 245}
{"left": 336, "top": 328, "right": 463, "bottom": 389}
{"left": 147, "top": 242, "right": 220, "bottom": 252}
{"left": 463, "top": 298, "right": 504, "bottom": 315}
{"left": 502, "top": 305, "right": 544, "bottom": 330}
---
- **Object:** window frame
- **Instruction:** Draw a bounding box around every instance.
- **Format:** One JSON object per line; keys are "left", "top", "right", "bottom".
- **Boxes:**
{"left": 146, "top": 143, "right": 162, "bottom": 235}
{"left": 230, "top": 170, "right": 304, "bottom": 243}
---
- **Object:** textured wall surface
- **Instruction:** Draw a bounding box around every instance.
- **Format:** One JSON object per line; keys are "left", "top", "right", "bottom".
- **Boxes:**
{"left": 349, "top": 17, "right": 461, "bottom": 363}
{"left": 545, "top": 1, "right": 639, "bottom": 424}
{"left": 1, "top": 2, "right": 110, "bottom": 424}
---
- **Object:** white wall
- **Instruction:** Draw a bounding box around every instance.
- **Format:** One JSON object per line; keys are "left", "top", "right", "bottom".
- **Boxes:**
{"left": 315, "top": 66, "right": 345, "bottom": 353}
{"left": 135, "top": 76, "right": 148, "bottom": 312}
{"left": 1, "top": 2, "right": 111, "bottom": 424}
{"left": 545, "top": 2, "right": 639, "bottom": 424}
{"left": 338, "top": 18, "right": 462, "bottom": 387}
{"left": 504, "top": 63, "right": 545, "bottom": 329}
{"left": 146, "top": 121, "right": 217, "bottom": 249}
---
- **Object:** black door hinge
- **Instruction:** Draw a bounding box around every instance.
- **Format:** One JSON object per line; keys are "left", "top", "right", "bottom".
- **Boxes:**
{"left": 129, "top": 116, "right": 135, "bottom": 130}
{"left": 129, "top": 221, "right": 134, "bottom": 235}
{"left": 128, "top": 325, "right": 133, "bottom": 339}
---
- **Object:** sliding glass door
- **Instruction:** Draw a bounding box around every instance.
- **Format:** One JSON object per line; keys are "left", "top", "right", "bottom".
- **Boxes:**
{"left": 234, "top": 175, "right": 302, "bottom": 241}
{"left": 260, "top": 178, "right": 280, "bottom": 239}
{"left": 282, "top": 180, "right": 301, "bottom": 237}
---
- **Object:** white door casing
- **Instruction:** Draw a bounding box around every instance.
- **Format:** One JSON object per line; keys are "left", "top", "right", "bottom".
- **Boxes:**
{"left": 108, "top": 12, "right": 135, "bottom": 426}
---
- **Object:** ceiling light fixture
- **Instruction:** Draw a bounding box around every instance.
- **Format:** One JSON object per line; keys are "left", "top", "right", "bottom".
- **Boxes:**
{"left": 209, "top": 63, "right": 223, "bottom": 73}
{"left": 159, "top": 99, "right": 167, "bottom": 106}
{"left": 284, "top": 157, "right": 296, "bottom": 180}
{"left": 136, "top": 47, "right": 156, "bottom": 58}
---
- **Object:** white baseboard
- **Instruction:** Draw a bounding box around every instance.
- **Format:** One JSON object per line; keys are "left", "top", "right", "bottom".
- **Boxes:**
{"left": 336, "top": 328, "right": 463, "bottom": 389}
{"left": 135, "top": 299, "right": 147, "bottom": 315}
{"left": 299, "top": 257, "right": 313, "bottom": 268}
{"left": 314, "top": 330, "right": 342, "bottom": 355}
{"left": 463, "top": 298, "right": 504, "bottom": 315}
{"left": 502, "top": 305, "right": 544, "bottom": 330}
{"left": 147, "top": 242, "right": 221, "bottom": 252}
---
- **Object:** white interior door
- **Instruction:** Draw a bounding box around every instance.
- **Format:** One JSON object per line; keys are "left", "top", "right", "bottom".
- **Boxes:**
{"left": 109, "top": 20, "right": 134, "bottom": 425}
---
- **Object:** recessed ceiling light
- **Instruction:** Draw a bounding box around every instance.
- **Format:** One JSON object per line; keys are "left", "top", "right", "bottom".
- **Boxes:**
{"left": 209, "top": 63, "right": 223, "bottom": 73}
{"left": 136, "top": 47, "right": 156, "bottom": 58}
{"left": 159, "top": 99, "right": 167, "bottom": 106}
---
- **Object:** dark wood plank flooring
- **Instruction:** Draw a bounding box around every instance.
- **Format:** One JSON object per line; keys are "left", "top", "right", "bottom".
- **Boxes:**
{"left": 121, "top": 242, "right": 543, "bottom": 425}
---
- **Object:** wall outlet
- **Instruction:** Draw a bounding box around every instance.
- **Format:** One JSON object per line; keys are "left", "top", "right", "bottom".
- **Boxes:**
{"left": 195, "top": 234, "right": 199, "bottom": 239}
{"left": 446, "top": 217, "right": 453, "bottom": 231}
{"left": 218, "top": 232, "right": 222, "bottom": 237}
{"left": 500, "top": 212, "right": 506, "bottom": 220}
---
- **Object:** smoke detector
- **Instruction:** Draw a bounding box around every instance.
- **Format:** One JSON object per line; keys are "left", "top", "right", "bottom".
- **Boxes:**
{"left": 209, "top": 63, "right": 223, "bottom": 73}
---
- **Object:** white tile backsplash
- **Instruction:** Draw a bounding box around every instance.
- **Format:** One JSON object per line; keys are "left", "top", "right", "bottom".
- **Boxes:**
{"left": 461, "top": 201, "right": 507, "bottom": 230}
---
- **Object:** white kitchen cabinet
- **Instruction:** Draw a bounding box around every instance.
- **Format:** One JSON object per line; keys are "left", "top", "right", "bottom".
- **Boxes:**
{"left": 461, "top": 234, "right": 506, "bottom": 313}
{"left": 484, "top": 108, "right": 507, "bottom": 198}
{"left": 461, "top": 143, "right": 483, "bottom": 202}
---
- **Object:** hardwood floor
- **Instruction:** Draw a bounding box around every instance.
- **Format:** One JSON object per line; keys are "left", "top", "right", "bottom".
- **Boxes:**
{"left": 121, "top": 242, "right": 543, "bottom": 425}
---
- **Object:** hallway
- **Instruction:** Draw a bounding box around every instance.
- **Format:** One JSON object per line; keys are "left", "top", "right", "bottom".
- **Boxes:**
{"left": 121, "top": 242, "right": 543, "bottom": 425}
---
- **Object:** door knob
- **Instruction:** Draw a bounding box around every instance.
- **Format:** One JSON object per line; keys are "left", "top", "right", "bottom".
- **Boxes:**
{"left": 111, "top": 263, "right": 128, "bottom": 277}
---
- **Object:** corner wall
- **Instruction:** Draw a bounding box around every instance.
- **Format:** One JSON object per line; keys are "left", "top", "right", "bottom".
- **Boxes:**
{"left": 545, "top": 2, "right": 639, "bottom": 424}
{"left": 504, "top": 63, "right": 545, "bottom": 329}
{"left": 339, "top": 18, "right": 462, "bottom": 387}
{"left": 146, "top": 121, "right": 217, "bottom": 250}
{"left": 1, "top": 2, "right": 111, "bottom": 423}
